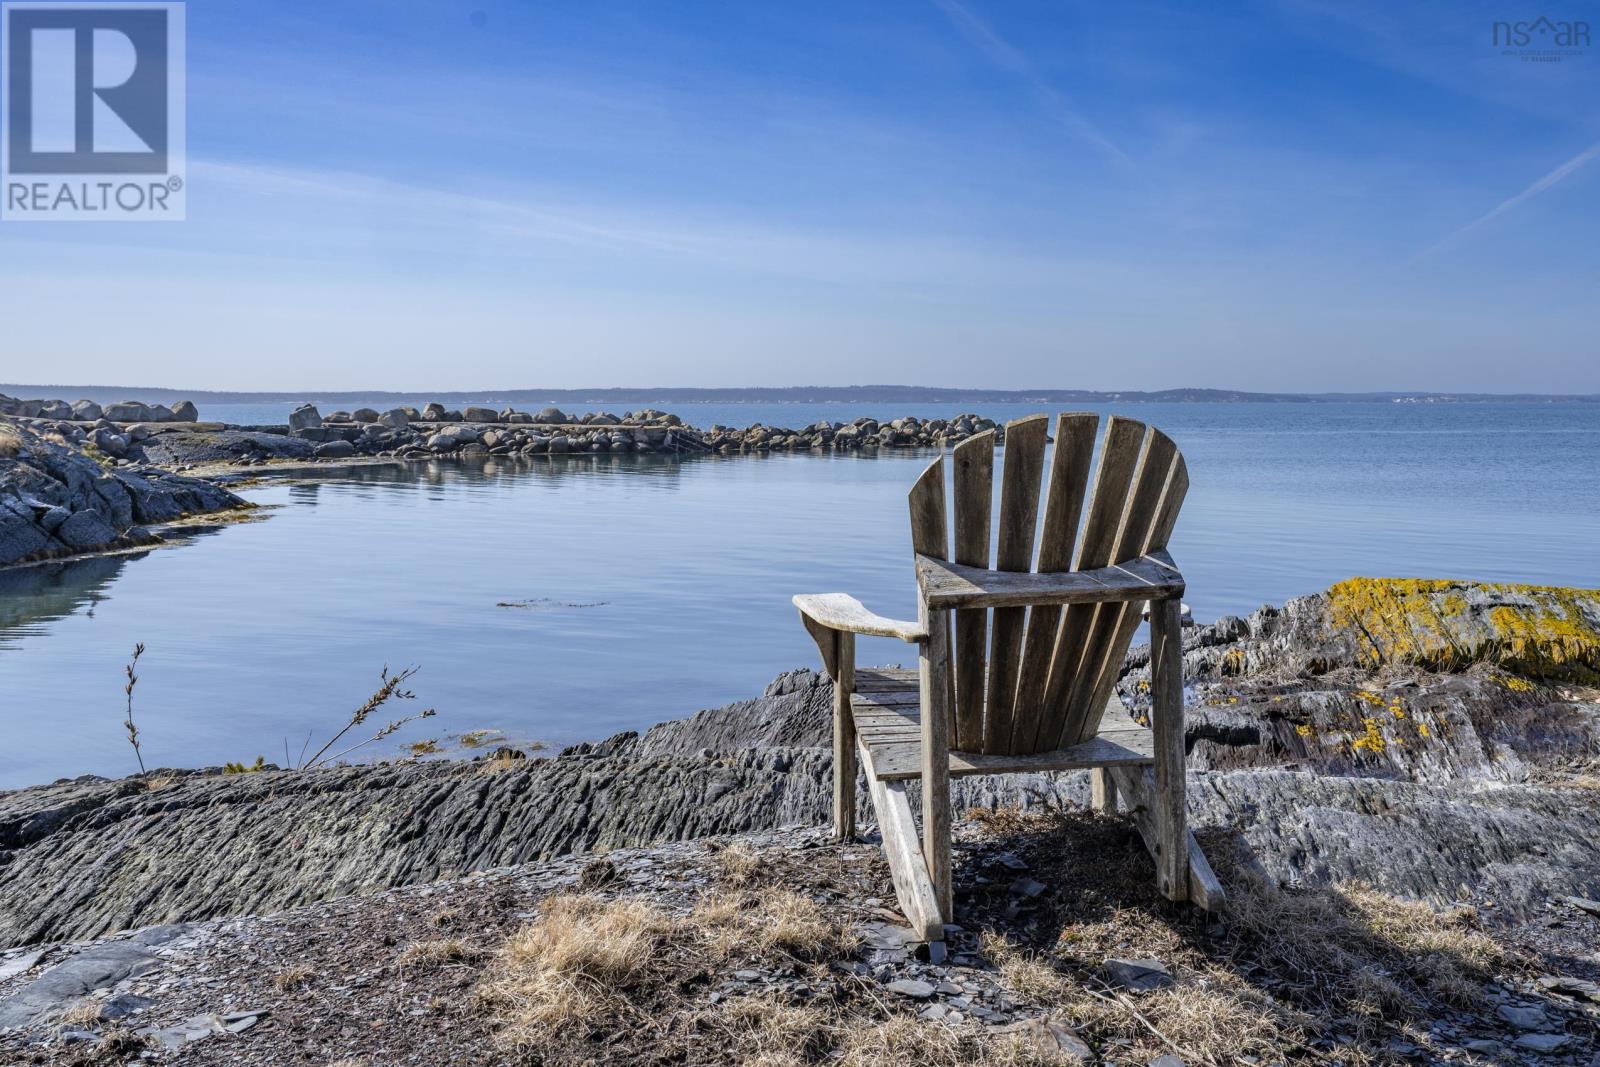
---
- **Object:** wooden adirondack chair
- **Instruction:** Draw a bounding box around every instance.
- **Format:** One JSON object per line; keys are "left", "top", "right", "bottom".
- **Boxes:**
{"left": 794, "top": 413, "right": 1223, "bottom": 954}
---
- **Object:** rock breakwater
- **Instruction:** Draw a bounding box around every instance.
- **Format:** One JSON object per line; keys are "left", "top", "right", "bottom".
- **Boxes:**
{"left": 2, "top": 391, "right": 1008, "bottom": 466}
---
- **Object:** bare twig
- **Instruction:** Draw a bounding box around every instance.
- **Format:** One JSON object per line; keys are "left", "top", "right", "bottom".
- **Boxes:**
{"left": 300, "top": 666, "right": 430, "bottom": 771}
{"left": 122, "top": 643, "right": 146, "bottom": 774}
{"left": 317, "top": 708, "right": 437, "bottom": 767}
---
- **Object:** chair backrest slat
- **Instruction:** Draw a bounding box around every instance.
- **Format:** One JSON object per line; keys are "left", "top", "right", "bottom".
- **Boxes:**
{"left": 909, "top": 455, "right": 949, "bottom": 559}
{"left": 907, "top": 414, "right": 1187, "bottom": 755}
{"left": 950, "top": 432, "right": 994, "bottom": 751}
{"left": 908, "top": 455, "right": 954, "bottom": 735}
{"left": 1012, "top": 413, "right": 1099, "bottom": 750}
{"left": 981, "top": 415, "right": 1048, "bottom": 754}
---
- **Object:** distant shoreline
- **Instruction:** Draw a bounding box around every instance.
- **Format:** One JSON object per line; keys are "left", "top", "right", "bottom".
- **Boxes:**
{"left": 4, "top": 383, "right": 1598, "bottom": 406}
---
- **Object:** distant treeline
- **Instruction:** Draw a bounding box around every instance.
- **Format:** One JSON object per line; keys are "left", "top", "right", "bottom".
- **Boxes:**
{"left": 4, "top": 384, "right": 1597, "bottom": 405}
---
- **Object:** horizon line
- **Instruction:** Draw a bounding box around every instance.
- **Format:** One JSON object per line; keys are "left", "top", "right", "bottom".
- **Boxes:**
{"left": 4, "top": 383, "right": 1598, "bottom": 403}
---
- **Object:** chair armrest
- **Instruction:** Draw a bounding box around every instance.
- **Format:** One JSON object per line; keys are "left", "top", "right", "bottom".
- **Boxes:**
{"left": 792, "top": 594, "right": 926, "bottom": 642}
{"left": 915, "top": 550, "right": 1184, "bottom": 610}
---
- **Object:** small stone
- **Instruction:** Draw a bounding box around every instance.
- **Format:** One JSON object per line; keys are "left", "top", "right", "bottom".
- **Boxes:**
{"left": 885, "top": 978, "right": 935, "bottom": 999}
{"left": 1514, "top": 1033, "right": 1569, "bottom": 1052}
{"left": 1565, "top": 896, "right": 1600, "bottom": 918}
{"left": 1010, "top": 878, "right": 1046, "bottom": 898}
{"left": 1147, "top": 1056, "right": 1187, "bottom": 1067}
{"left": 1496, "top": 1003, "right": 1548, "bottom": 1030}
{"left": 314, "top": 440, "right": 356, "bottom": 459}
{"left": 100, "top": 992, "right": 155, "bottom": 1019}
{"left": 1102, "top": 958, "right": 1174, "bottom": 993}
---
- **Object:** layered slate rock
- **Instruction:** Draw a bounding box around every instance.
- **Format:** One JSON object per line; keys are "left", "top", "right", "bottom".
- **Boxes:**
{"left": 0, "top": 420, "right": 244, "bottom": 567}
{"left": 3, "top": 583, "right": 1600, "bottom": 947}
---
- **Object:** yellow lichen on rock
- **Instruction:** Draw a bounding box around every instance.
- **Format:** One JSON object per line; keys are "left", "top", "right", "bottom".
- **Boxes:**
{"left": 1352, "top": 717, "right": 1387, "bottom": 754}
{"left": 1324, "top": 578, "right": 1600, "bottom": 683}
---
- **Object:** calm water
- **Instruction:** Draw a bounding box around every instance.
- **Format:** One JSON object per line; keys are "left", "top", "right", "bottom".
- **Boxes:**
{"left": 3, "top": 402, "right": 1598, "bottom": 788}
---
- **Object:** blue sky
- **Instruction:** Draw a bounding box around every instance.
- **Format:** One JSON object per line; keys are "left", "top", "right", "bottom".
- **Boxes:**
{"left": 2, "top": 0, "right": 1597, "bottom": 391}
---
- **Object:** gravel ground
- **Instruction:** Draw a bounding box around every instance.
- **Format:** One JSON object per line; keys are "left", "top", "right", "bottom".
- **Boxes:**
{"left": 3, "top": 813, "right": 1597, "bottom": 1066}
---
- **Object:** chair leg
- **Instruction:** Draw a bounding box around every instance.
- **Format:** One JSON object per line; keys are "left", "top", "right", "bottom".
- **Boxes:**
{"left": 919, "top": 606, "right": 953, "bottom": 922}
{"left": 832, "top": 631, "right": 856, "bottom": 842}
{"left": 1150, "top": 596, "right": 1188, "bottom": 902}
{"left": 1091, "top": 767, "right": 1117, "bottom": 813}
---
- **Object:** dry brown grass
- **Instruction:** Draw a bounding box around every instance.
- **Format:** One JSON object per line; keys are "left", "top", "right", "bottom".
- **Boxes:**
{"left": 273, "top": 963, "right": 314, "bottom": 991}
{"left": 397, "top": 938, "right": 482, "bottom": 971}
{"left": 712, "top": 841, "right": 765, "bottom": 886}
{"left": 697, "top": 888, "right": 855, "bottom": 960}
{"left": 475, "top": 752, "right": 525, "bottom": 775}
{"left": 54, "top": 998, "right": 104, "bottom": 1029}
{"left": 961, "top": 811, "right": 1511, "bottom": 1064}
{"left": 478, "top": 894, "right": 677, "bottom": 1045}
{"left": 1226, "top": 874, "right": 1503, "bottom": 1020}
{"left": 474, "top": 890, "right": 1071, "bottom": 1065}
{"left": 0, "top": 424, "right": 22, "bottom": 458}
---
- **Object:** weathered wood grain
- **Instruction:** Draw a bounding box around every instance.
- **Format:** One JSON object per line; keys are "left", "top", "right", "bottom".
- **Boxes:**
{"left": 920, "top": 602, "right": 953, "bottom": 918}
{"left": 857, "top": 696, "right": 1156, "bottom": 781}
{"left": 1105, "top": 764, "right": 1222, "bottom": 911}
{"left": 1061, "top": 429, "right": 1178, "bottom": 744}
{"left": 983, "top": 415, "right": 1048, "bottom": 754}
{"left": 909, "top": 455, "right": 953, "bottom": 732}
{"left": 950, "top": 431, "right": 994, "bottom": 751}
{"left": 792, "top": 593, "right": 926, "bottom": 643}
{"left": 914, "top": 551, "right": 1183, "bottom": 610}
{"left": 1015, "top": 413, "right": 1099, "bottom": 751}
{"left": 1042, "top": 418, "right": 1147, "bottom": 735}
{"left": 1148, "top": 595, "right": 1188, "bottom": 902}
{"left": 858, "top": 738, "right": 945, "bottom": 942}
{"left": 832, "top": 630, "right": 856, "bottom": 842}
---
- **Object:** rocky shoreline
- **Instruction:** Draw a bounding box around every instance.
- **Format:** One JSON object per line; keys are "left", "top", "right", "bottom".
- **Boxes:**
{"left": 3, "top": 579, "right": 1598, "bottom": 938}
{"left": 1, "top": 578, "right": 1599, "bottom": 1062}
{"left": 0, "top": 419, "right": 246, "bottom": 568}
{"left": 1, "top": 391, "right": 1012, "bottom": 567}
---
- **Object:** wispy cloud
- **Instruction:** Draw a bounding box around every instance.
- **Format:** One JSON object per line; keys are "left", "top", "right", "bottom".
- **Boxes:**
{"left": 929, "top": 0, "right": 1135, "bottom": 172}
{"left": 1416, "top": 140, "right": 1600, "bottom": 258}
{"left": 185, "top": 159, "right": 1132, "bottom": 292}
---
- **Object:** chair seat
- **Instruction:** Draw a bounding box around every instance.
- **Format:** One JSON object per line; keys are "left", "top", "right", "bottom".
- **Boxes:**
{"left": 850, "top": 668, "right": 1156, "bottom": 782}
